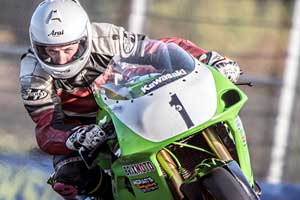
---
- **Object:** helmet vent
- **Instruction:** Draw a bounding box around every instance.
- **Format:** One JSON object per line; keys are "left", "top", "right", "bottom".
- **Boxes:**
{"left": 46, "top": 9, "right": 62, "bottom": 24}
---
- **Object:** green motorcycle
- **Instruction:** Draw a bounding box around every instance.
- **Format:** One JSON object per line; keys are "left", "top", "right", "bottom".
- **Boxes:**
{"left": 90, "top": 39, "right": 261, "bottom": 200}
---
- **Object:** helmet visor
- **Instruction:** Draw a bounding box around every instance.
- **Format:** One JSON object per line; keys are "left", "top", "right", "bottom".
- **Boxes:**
{"left": 33, "top": 36, "right": 88, "bottom": 67}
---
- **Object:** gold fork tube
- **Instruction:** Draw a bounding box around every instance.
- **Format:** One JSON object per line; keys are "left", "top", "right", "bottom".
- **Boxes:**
{"left": 202, "top": 127, "right": 233, "bottom": 161}
{"left": 157, "top": 149, "right": 184, "bottom": 199}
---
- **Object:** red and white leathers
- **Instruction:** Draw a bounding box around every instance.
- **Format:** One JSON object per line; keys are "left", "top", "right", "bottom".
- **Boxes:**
{"left": 20, "top": 23, "right": 207, "bottom": 155}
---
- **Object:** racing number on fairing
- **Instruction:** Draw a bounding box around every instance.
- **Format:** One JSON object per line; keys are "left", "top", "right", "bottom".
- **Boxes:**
{"left": 169, "top": 94, "right": 194, "bottom": 128}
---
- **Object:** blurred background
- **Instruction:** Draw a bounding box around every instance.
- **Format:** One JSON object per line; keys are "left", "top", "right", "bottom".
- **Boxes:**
{"left": 0, "top": 0, "right": 300, "bottom": 199}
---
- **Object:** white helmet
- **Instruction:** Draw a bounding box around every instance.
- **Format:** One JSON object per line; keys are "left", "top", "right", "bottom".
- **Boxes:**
{"left": 29, "top": 0, "right": 92, "bottom": 79}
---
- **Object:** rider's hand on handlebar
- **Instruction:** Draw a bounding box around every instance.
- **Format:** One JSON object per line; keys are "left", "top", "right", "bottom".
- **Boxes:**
{"left": 199, "top": 51, "right": 241, "bottom": 83}
{"left": 66, "top": 124, "right": 110, "bottom": 151}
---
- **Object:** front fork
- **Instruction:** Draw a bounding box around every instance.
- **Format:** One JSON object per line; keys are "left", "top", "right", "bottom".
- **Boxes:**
{"left": 157, "top": 149, "right": 185, "bottom": 200}
{"left": 157, "top": 117, "right": 255, "bottom": 199}
{"left": 156, "top": 127, "right": 234, "bottom": 199}
{"left": 202, "top": 118, "right": 254, "bottom": 187}
{"left": 201, "top": 127, "right": 233, "bottom": 161}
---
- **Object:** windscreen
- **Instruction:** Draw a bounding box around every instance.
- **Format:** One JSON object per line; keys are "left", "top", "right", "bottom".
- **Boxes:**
{"left": 93, "top": 39, "right": 195, "bottom": 100}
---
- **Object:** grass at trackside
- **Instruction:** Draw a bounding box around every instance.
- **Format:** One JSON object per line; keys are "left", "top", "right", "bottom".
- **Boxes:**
{"left": 147, "top": 0, "right": 292, "bottom": 76}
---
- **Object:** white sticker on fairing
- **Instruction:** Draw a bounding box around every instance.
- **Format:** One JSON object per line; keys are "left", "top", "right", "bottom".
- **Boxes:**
{"left": 133, "top": 177, "right": 159, "bottom": 193}
{"left": 234, "top": 116, "right": 247, "bottom": 145}
{"left": 123, "top": 161, "right": 155, "bottom": 176}
{"left": 102, "top": 63, "right": 218, "bottom": 142}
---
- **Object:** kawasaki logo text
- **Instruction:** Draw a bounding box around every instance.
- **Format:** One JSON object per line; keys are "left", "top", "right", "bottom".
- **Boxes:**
{"left": 141, "top": 69, "right": 187, "bottom": 93}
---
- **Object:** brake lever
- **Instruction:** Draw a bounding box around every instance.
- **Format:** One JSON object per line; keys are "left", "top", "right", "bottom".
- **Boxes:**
{"left": 235, "top": 82, "right": 253, "bottom": 87}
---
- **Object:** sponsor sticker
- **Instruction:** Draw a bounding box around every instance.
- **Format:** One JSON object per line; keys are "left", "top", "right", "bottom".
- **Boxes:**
{"left": 122, "top": 31, "right": 136, "bottom": 54}
{"left": 133, "top": 177, "right": 159, "bottom": 193}
{"left": 234, "top": 116, "right": 247, "bottom": 145}
{"left": 48, "top": 29, "right": 64, "bottom": 37}
{"left": 21, "top": 88, "right": 48, "bottom": 101}
{"left": 141, "top": 69, "right": 187, "bottom": 93}
{"left": 123, "top": 161, "right": 155, "bottom": 176}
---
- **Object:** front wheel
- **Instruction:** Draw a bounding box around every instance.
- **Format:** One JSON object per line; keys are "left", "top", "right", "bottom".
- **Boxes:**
{"left": 201, "top": 167, "right": 254, "bottom": 200}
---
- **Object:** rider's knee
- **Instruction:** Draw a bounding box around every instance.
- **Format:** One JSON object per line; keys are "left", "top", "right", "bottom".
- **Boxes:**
{"left": 47, "top": 154, "right": 111, "bottom": 199}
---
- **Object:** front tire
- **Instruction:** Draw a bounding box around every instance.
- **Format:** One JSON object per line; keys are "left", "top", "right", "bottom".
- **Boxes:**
{"left": 201, "top": 167, "right": 251, "bottom": 200}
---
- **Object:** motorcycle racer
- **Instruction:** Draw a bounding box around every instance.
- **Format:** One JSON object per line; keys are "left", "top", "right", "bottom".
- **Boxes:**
{"left": 19, "top": 0, "right": 240, "bottom": 199}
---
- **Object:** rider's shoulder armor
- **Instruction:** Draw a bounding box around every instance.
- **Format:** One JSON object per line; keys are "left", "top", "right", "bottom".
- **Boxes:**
{"left": 91, "top": 22, "right": 146, "bottom": 57}
{"left": 19, "top": 50, "right": 55, "bottom": 109}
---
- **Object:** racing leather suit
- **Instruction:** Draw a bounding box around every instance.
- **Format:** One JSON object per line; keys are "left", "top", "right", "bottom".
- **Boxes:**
{"left": 20, "top": 23, "right": 207, "bottom": 156}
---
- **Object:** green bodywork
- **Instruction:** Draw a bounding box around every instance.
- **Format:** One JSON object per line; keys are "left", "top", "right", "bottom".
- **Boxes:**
{"left": 93, "top": 66, "right": 254, "bottom": 199}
